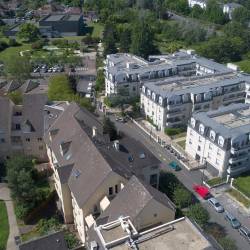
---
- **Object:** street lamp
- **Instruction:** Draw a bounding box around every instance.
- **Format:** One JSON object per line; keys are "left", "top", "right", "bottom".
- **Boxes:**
{"left": 201, "top": 157, "right": 207, "bottom": 185}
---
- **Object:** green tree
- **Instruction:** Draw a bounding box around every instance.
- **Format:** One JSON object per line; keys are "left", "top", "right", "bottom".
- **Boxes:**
{"left": 190, "top": 5, "right": 204, "bottom": 19}
{"left": 130, "top": 20, "right": 158, "bottom": 59}
{"left": 173, "top": 185, "right": 192, "bottom": 208}
{"left": 64, "top": 232, "right": 79, "bottom": 249}
{"left": 4, "top": 55, "right": 31, "bottom": 83}
{"left": 48, "top": 75, "right": 75, "bottom": 101}
{"left": 186, "top": 204, "right": 209, "bottom": 228}
{"left": 7, "top": 90, "right": 23, "bottom": 105}
{"left": 103, "top": 117, "right": 118, "bottom": 140}
{"left": 119, "top": 29, "right": 131, "bottom": 53}
{"left": 204, "top": 0, "right": 228, "bottom": 24}
{"left": 95, "top": 69, "right": 105, "bottom": 92}
{"left": 232, "top": 7, "right": 250, "bottom": 25}
{"left": 18, "top": 23, "right": 40, "bottom": 42}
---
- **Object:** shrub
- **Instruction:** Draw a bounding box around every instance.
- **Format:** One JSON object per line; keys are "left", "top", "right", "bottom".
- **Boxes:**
{"left": 0, "top": 40, "right": 8, "bottom": 52}
{"left": 8, "top": 38, "right": 19, "bottom": 47}
{"left": 173, "top": 185, "right": 192, "bottom": 208}
{"left": 37, "top": 217, "right": 61, "bottom": 235}
{"left": 218, "top": 237, "right": 238, "bottom": 250}
{"left": 164, "top": 127, "right": 185, "bottom": 136}
{"left": 186, "top": 204, "right": 209, "bottom": 228}
{"left": 7, "top": 90, "right": 23, "bottom": 105}
{"left": 64, "top": 232, "right": 79, "bottom": 249}
{"left": 31, "top": 39, "right": 46, "bottom": 50}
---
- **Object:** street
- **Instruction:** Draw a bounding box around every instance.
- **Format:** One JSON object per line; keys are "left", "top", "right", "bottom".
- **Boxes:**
{"left": 110, "top": 115, "right": 250, "bottom": 250}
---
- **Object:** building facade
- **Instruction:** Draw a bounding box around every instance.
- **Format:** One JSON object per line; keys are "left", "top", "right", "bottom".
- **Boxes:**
{"left": 0, "top": 92, "right": 48, "bottom": 162}
{"left": 185, "top": 103, "right": 250, "bottom": 177}
{"left": 44, "top": 103, "right": 168, "bottom": 245}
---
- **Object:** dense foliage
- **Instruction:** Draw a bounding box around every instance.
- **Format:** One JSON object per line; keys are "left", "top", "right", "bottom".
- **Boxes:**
{"left": 6, "top": 155, "right": 51, "bottom": 220}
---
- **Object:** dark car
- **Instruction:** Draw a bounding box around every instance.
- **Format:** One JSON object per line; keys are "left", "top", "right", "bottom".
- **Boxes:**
{"left": 224, "top": 211, "right": 241, "bottom": 229}
{"left": 239, "top": 226, "right": 250, "bottom": 243}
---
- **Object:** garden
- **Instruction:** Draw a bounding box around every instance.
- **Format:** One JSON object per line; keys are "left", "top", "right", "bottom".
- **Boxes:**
{"left": 0, "top": 200, "right": 9, "bottom": 250}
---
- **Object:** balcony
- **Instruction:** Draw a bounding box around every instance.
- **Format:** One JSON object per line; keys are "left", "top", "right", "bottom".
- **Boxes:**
{"left": 231, "top": 146, "right": 250, "bottom": 154}
{"left": 228, "top": 155, "right": 248, "bottom": 164}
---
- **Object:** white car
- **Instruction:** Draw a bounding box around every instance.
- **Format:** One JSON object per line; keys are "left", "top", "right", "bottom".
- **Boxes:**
{"left": 208, "top": 198, "right": 224, "bottom": 213}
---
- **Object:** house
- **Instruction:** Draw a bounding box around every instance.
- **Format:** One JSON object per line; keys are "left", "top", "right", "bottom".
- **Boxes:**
{"left": 223, "top": 3, "right": 242, "bottom": 19}
{"left": 44, "top": 102, "right": 164, "bottom": 245}
{"left": 39, "top": 14, "right": 84, "bottom": 37}
{"left": 18, "top": 231, "right": 68, "bottom": 250}
{"left": 0, "top": 91, "right": 48, "bottom": 162}
{"left": 185, "top": 103, "right": 250, "bottom": 177}
{"left": 95, "top": 176, "right": 176, "bottom": 231}
{"left": 87, "top": 216, "right": 215, "bottom": 250}
{"left": 188, "top": 0, "right": 207, "bottom": 9}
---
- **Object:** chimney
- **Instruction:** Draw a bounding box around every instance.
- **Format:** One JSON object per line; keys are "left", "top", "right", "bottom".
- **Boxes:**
{"left": 114, "top": 140, "right": 120, "bottom": 151}
{"left": 92, "top": 126, "right": 97, "bottom": 137}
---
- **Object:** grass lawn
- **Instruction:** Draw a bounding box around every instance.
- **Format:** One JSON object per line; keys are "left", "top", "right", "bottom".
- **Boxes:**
{"left": 227, "top": 189, "right": 250, "bottom": 208}
{"left": 206, "top": 177, "right": 226, "bottom": 187}
{"left": 233, "top": 174, "right": 250, "bottom": 198}
{"left": 0, "top": 43, "right": 31, "bottom": 63}
{"left": 0, "top": 200, "right": 9, "bottom": 250}
{"left": 177, "top": 139, "right": 186, "bottom": 149}
{"left": 88, "top": 22, "right": 104, "bottom": 38}
{"left": 236, "top": 60, "right": 250, "bottom": 73}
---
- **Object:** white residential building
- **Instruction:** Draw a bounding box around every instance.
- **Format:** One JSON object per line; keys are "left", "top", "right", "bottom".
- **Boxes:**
{"left": 223, "top": 3, "right": 242, "bottom": 19}
{"left": 188, "top": 0, "right": 207, "bottom": 9}
{"left": 185, "top": 103, "right": 250, "bottom": 177}
{"left": 104, "top": 50, "right": 217, "bottom": 97}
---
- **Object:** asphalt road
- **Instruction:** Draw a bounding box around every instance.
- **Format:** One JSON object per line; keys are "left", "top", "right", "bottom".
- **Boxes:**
{"left": 110, "top": 115, "right": 250, "bottom": 250}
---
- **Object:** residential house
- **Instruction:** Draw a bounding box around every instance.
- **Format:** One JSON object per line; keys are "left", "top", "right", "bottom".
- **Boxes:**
{"left": 44, "top": 102, "right": 164, "bottom": 245}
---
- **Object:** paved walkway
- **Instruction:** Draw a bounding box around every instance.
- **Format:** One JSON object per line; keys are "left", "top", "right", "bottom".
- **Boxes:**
{"left": 0, "top": 183, "right": 19, "bottom": 250}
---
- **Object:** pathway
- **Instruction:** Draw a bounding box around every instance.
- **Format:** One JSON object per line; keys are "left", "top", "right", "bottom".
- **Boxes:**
{"left": 0, "top": 183, "right": 19, "bottom": 250}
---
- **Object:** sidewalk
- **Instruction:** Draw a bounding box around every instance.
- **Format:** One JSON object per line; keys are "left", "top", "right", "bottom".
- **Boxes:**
{"left": 135, "top": 119, "right": 203, "bottom": 171}
{"left": 0, "top": 183, "right": 19, "bottom": 250}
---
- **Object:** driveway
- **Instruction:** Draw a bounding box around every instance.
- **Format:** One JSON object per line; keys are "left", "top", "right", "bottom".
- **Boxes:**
{"left": 0, "top": 183, "right": 19, "bottom": 250}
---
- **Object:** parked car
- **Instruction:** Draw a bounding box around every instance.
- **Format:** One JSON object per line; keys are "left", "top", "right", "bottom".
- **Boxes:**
{"left": 224, "top": 211, "right": 241, "bottom": 229}
{"left": 168, "top": 161, "right": 181, "bottom": 171}
{"left": 208, "top": 198, "right": 224, "bottom": 213}
{"left": 239, "top": 226, "right": 250, "bottom": 243}
{"left": 193, "top": 185, "right": 210, "bottom": 199}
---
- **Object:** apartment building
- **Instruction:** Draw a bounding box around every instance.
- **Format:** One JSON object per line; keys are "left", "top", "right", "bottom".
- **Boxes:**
{"left": 141, "top": 74, "right": 249, "bottom": 131}
{"left": 0, "top": 91, "right": 48, "bottom": 161}
{"left": 188, "top": 0, "right": 207, "bottom": 9}
{"left": 87, "top": 216, "right": 214, "bottom": 250}
{"left": 104, "top": 50, "right": 234, "bottom": 98}
{"left": 185, "top": 103, "right": 250, "bottom": 177}
{"left": 44, "top": 102, "right": 170, "bottom": 245}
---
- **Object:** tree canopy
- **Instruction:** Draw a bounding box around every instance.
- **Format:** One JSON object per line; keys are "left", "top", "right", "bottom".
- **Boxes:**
{"left": 18, "top": 23, "right": 40, "bottom": 42}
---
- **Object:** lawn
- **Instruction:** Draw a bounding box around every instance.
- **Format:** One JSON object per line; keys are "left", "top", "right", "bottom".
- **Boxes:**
{"left": 0, "top": 43, "right": 31, "bottom": 63}
{"left": 206, "top": 177, "right": 226, "bottom": 187}
{"left": 177, "top": 139, "right": 186, "bottom": 149}
{"left": 236, "top": 60, "right": 250, "bottom": 73}
{"left": 233, "top": 174, "right": 250, "bottom": 199}
{"left": 227, "top": 189, "right": 250, "bottom": 208}
{"left": 88, "top": 22, "right": 104, "bottom": 38}
{"left": 0, "top": 200, "right": 9, "bottom": 250}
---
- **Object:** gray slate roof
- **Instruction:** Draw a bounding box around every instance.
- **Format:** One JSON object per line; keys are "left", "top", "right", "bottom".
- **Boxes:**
{"left": 96, "top": 175, "right": 176, "bottom": 225}
{"left": 19, "top": 231, "right": 68, "bottom": 250}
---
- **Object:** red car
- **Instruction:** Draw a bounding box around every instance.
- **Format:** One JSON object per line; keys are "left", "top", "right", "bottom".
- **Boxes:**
{"left": 193, "top": 185, "right": 210, "bottom": 199}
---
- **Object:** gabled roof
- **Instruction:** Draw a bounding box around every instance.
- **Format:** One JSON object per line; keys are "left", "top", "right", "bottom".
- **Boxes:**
{"left": 19, "top": 80, "right": 40, "bottom": 93}
{"left": 22, "top": 92, "right": 48, "bottom": 137}
{"left": 18, "top": 231, "right": 68, "bottom": 250}
{"left": 96, "top": 176, "right": 176, "bottom": 225}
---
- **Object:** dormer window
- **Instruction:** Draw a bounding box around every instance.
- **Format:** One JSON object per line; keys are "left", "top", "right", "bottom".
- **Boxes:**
{"left": 60, "top": 141, "right": 72, "bottom": 157}
{"left": 191, "top": 118, "right": 196, "bottom": 128}
{"left": 159, "top": 96, "right": 163, "bottom": 105}
{"left": 152, "top": 92, "right": 156, "bottom": 101}
{"left": 210, "top": 130, "right": 216, "bottom": 141}
{"left": 218, "top": 136, "right": 224, "bottom": 147}
{"left": 199, "top": 124, "right": 205, "bottom": 135}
